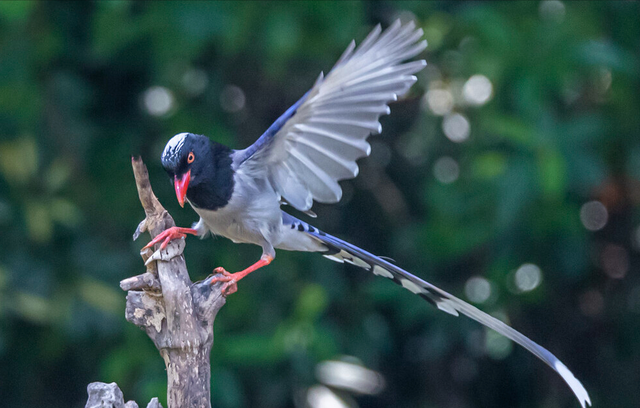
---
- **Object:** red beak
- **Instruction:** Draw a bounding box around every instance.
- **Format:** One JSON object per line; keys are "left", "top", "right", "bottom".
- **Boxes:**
{"left": 174, "top": 170, "right": 191, "bottom": 208}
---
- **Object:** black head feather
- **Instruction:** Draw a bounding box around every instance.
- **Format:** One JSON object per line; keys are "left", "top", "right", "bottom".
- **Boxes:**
{"left": 161, "top": 133, "right": 234, "bottom": 210}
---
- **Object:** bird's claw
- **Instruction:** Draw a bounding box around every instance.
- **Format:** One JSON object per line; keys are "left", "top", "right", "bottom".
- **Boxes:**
{"left": 143, "top": 227, "right": 194, "bottom": 250}
{"left": 213, "top": 266, "right": 228, "bottom": 275}
{"left": 210, "top": 267, "right": 238, "bottom": 296}
{"left": 144, "top": 238, "right": 186, "bottom": 265}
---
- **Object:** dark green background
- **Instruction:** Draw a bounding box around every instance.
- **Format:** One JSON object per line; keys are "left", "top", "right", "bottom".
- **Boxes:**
{"left": 1, "top": 1, "right": 638, "bottom": 407}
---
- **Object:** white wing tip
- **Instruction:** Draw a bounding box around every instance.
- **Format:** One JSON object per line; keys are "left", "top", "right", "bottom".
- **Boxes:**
{"left": 403, "top": 19, "right": 416, "bottom": 30}
{"left": 436, "top": 301, "right": 460, "bottom": 316}
{"left": 417, "top": 39, "right": 428, "bottom": 53}
{"left": 400, "top": 278, "right": 423, "bottom": 294}
{"left": 389, "top": 19, "right": 402, "bottom": 30}
{"left": 553, "top": 361, "right": 591, "bottom": 408}
{"left": 372, "top": 265, "right": 394, "bottom": 279}
{"left": 323, "top": 254, "right": 345, "bottom": 263}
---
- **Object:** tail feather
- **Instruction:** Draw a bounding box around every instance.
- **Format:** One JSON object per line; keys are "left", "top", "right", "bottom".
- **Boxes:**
{"left": 304, "top": 226, "right": 590, "bottom": 408}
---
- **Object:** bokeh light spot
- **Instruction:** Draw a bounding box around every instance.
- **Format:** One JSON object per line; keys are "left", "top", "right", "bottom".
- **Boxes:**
{"left": 143, "top": 86, "right": 175, "bottom": 117}
{"left": 316, "top": 358, "right": 385, "bottom": 395}
{"left": 182, "top": 68, "right": 209, "bottom": 96}
{"left": 306, "top": 385, "right": 349, "bottom": 408}
{"left": 433, "top": 156, "right": 459, "bottom": 184}
{"left": 485, "top": 327, "right": 513, "bottom": 360}
{"left": 424, "top": 87, "right": 454, "bottom": 115}
{"left": 463, "top": 74, "right": 493, "bottom": 106}
{"left": 514, "top": 263, "right": 543, "bottom": 293}
{"left": 601, "top": 244, "right": 629, "bottom": 279}
{"left": 579, "top": 200, "right": 608, "bottom": 231}
{"left": 443, "top": 113, "right": 470, "bottom": 143}
{"left": 220, "top": 84, "right": 246, "bottom": 113}
{"left": 464, "top": 276, "right": 491, "bottom": 304}
{"left": 539, "top": 0, "right": 566, "bottom": 23}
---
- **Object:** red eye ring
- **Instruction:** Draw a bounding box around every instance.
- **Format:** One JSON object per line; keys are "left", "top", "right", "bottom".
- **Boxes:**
{"left": 187, "top": 152, "right": 195, "bottom": 163}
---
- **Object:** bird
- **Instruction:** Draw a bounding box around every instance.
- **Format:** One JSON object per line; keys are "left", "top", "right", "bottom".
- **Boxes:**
{"left": 144, "top": 20, "right": 590, "bottom": 407}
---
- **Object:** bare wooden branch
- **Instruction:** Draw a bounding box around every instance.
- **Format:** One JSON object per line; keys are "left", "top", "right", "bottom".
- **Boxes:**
{"left": 85, "top": 382, "right": 126, "bottom": 408}
{"left": 110, "top": 157, "right": 227, "bottom": 408}
{"left": 85, "top": 382, "right": 161, "bottom": 408}
{"left": 120, "top": 272, "right": 161, "bottom": 292}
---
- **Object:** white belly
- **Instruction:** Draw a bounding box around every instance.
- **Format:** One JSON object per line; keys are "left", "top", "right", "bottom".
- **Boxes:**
{"left": 191, "top": 171, "right": 282, "bottom": 248}
{"left": 192, "top": 203, "right": 274, "bottom": 245}
{"left": 190, "top": 170, "right": 326, "bottom": 255}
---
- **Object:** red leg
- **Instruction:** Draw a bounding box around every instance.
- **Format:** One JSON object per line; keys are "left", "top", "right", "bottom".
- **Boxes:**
{"left": 210, "top": 255, "right": 274, "bottom": 295}
{"left": 143, "top": 227, "right": 198, "bottom": 250}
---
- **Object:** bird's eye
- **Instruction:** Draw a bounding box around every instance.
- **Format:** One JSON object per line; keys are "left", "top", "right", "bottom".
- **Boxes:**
{"left": 187, "top": 152, "right": 195, "bottom": 163}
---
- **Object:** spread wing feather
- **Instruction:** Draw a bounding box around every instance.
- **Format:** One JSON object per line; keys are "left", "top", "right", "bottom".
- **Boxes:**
{"left": 234, "top": 20, "right": 427, "bottom": 211}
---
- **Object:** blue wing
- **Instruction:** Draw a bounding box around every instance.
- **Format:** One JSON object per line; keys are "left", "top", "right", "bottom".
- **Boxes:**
{"left": 234, "top": 91, "right": 310, "bottom": 167}
{"left": 233, "top": 20, "right": 427, "bottom": 211}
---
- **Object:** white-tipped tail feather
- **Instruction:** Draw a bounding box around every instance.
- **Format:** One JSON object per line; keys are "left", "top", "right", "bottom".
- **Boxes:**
{"left": 288, "top": 218, "right": 591, "bottom": 407}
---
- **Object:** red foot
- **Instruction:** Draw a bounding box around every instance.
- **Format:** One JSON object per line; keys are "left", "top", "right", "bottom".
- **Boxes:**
{"left": 210, "top": 256, "right": 273, "bottom": 296}
{"left": 143, "top": 227, "right": 198, "bottom": 250}
{"left": 210, "top": 267, "right": 239, "bottom": 295}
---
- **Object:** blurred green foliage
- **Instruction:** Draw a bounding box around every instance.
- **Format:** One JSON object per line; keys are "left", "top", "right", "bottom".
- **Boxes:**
{"left": 0, "top": 1, "right": 639, "bottom": 407}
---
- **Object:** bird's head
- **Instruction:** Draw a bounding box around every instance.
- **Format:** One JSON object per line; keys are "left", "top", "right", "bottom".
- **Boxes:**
{"left": 161, "top": 132, "right": 215, "bottom": 207}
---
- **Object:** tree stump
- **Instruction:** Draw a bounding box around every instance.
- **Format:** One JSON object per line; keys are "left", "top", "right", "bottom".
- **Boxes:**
{"left": 86, "top": 157, "right": 227, "bottom": 408}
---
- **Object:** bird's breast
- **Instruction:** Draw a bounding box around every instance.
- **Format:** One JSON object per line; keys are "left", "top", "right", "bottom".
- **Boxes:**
{"left": 191, "top": 172, "right": 283, "bottom": 246}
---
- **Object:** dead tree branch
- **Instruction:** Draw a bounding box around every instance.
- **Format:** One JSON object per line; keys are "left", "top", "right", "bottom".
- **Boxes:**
{"left": 86, "top": 157, "right": 226, "bottom": 408}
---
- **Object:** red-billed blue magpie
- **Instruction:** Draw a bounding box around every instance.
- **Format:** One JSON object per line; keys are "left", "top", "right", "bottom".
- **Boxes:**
{"left": 144, "top": 20, "right": 590, "bottom": 407}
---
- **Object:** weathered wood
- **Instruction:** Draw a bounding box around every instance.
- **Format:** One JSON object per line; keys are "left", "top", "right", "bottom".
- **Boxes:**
{"left": 85, "top": 382, "right": 161, "bottom": 408}
{"left": 116, "top": 157, "right": 227, "bottom": 408}
{"left": 120, "top": 271, "right": 161, "bottom": 292}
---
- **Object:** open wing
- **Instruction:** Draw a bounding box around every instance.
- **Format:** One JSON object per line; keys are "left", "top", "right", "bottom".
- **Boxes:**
{"left": 234, "top": 20, "right": 427, "bottom": 211}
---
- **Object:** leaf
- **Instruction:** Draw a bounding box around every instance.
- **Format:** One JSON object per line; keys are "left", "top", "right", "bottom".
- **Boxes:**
{"left": 483, "top": 114, "right": 537, "bottom": 147}
{"left": 0, "top": 1, "right": 34, "bottom": 22}
{"left": 537, "top": 148, "right": 567, "bottom": 198}
{"left": 294, "top": 284, "right": 328, "bottom": 321}
{"left": 472, "top": 151, "right": 508, "bottom": 180}
{"left": 0, "top": 136, "right": 38, "bottom": 185}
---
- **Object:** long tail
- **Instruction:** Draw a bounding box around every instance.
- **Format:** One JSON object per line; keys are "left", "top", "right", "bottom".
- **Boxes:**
{"left": 289, "top": 217, "right": 590, "bottom": 407}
